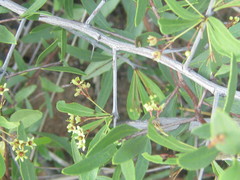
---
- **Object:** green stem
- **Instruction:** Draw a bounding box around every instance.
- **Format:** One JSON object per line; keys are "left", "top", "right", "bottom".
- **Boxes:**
{"left": 87, "top": 97, "right": 109, "bottom": 114}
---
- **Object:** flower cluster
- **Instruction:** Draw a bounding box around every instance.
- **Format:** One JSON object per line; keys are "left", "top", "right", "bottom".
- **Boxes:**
{"left": 71, "top": 77, "right": 91, "bottom": 97}
{"left": 229, "top": 16, "right": 239, "bottom": 25}
{"left": 10, "top": 137, "right": 36, "bottom": 162}
{"left": 147, "top": 35, "right": 158, "bottom": 46}
{"left": 66, "top": 113, "right": 86, "bottom": 151}
{"left": 143, "top": 95, "right": 165, "bottom": 117}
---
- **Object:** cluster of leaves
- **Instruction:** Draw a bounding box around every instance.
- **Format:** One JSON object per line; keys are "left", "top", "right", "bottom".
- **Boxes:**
{"left": 0, "top": 0, "right": 240, "bottom": 179}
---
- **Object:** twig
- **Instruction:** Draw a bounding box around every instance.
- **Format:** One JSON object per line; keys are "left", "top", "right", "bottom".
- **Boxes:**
{"left": 183, "top": 24, "right": 205, "bottom": 70}
{"left": 5, "top": 62, "right": 61, "bottom": 79}
{"left": 149, "top": 0, "right": 160, "bottom": 19}
{"left": 206, "top": 0, "right": 216, "bottom": 16}
{"left": 0, "top": 16, "right": 19, "bottom": 23}
{"left": 85, "top": 0, "right": 106, "bottom": 25}
{"left": 0, "top": 18, "right": 26, "bottom": 82}
{"left": 68, "top": 29, "right": 143, "bottom": 69}
{"left": 198, "top": 168, "right": 205, "bottom": 180}
{"left": 112, "top": 48, "right": 119, "bottom": 127}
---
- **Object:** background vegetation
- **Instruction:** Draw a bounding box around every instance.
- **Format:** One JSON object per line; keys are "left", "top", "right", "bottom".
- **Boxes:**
{"left": 0, "top": 0, "right": 240, "bottom": 179}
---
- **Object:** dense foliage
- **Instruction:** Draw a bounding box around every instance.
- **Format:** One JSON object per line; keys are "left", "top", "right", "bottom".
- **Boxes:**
{"left": 0, "top": 0, "right": 240, "bottom": 179}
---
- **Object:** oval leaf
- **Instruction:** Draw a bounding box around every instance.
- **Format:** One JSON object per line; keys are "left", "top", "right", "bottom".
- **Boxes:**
{"left": 178, "top": 147, "right": 219, "bottom": 170}
{"left": 62, "top": 144, "right": 117, "bottom": 175}
{"left": 113, "top": 136, "right": 148, "bottom": 164}
{"left": 56, "top": 100, "right": 107, "bottom": 117}
{"left": 0, "top": 25, "right": 16, "bottom": 44}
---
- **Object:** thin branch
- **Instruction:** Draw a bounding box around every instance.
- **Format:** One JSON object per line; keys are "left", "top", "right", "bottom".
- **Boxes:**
{"left": 85, "top": 0, "right": 106, "bottom": 25}
{"left": 1, "top": 0, "right": 240, "bottom": 100}
{"left": 212, "top": 91, "right": 221, "bottom": 115}
{"left": 0, "top": 16, "right": 19, "bottom": 23}
{"left": 206, "top": 0, "right": 216, "bottom": 16}
{"left": 0, "top": 18, "right": 26, "bottom": 82}
{"left": 183, "top": 24, "right": 205, "bottom": 70}
{"left": 5, "top": 62, "right": 61, "bottom": 79}
{"left": 112, "top": 48, "right": 119, "bottom": 127}
{"left": 198, "top": 168, "right": 205, "bottom": 180}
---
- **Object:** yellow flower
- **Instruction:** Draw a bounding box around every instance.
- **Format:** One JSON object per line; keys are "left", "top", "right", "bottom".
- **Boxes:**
{"left": 71, "top": 77, "right": 83, "bottom": 86}
{"left": 152, "top": 51, "right": 161, "bottom": 61}
{"left": 15, "top": 149, "right": 28, "bottom": 162}
{"left": 26, "top": 137, "right": 36, "bottom": 149}
{"left": 0, "top": 83, "right": 9, "bottom": 96}
{"left": 10, "top": 139, "right": 25, "bottom": 151}
{"left": 67, "top": 123, "right": 76, "bottom": 133}
{"left": 147, "top": 35, "right": 158, "bottom": 46}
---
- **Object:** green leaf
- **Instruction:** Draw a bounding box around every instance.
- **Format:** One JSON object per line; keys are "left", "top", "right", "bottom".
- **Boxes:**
{"left": 37, "top": 132, "right": 72, "bottom": 155}
{"left": 17, "top": 123, "right": 37, "bottom": 180}
{"left": 211, "top": 109, "right": 240, "bottom": 155}
{"left": 15, "top": 85, "right": 37, "bottom": 103}
{"left": 82, "top": 60, "right": 124, "bottom": 80}
{"left": 135, "top": 139, "right": 151, "bottom": 180}
{"left": 36, "top": 39, "right": 58, "bottom": 65}
{"left": 148, "top": 121, "right": 196, "bottom": 153}
{"left": 207, "top": 17, "right": 240, "bottom": 58}
{"left": 43, "top": 66, "right": 86, "bottom": 76}
{"left": 215, "top": 64, "right": 230, "bottom": 77}
{"left": 113, "top": 136, "right": 148, "bottom": 164}
{"left": 56, "top": 100, "right": 107, "bottom": 117}
{"left": 212, "top": 161, "right": 224, "bottom": 177}
{"left": 223, "top": 54, "right": 238, "bottom": 113}
{"left": 40, "top": 77, "right": 64, "bottom": 92}
{"left": 59, "top": 29, "right": 67, "bottom": 61}
{"left": 71, "top": 139, "right": 82, "bottom": 163}
{"left": 135, "top": 0, "right": 148, "bottom": 26}
{"left": 19, "top": 160, "right": 37, "bottom": 180}
{"left": 21, "top": 0, "right": 47, "bottom": 18}
{"left": 13, "top": 50, "right": 28, "bottom": 71}
{"left": 0, "top": 153, "right": 5, "bottom": 178}
{"left": 62, "top": 144, "right": 117, "bottom": 175}
{"left": 0, "top": 25, "right": 16, "bottom": 44}
{"left": 87, "top": 124, "right": 139, "bottom": 157}
{"left": 164, "top": 0, "right": 201, "bottom": 20}
{"left": 142, "top": 152, "right": 177, "bottom": 165}
{"left": 81, "top": 118, "right": 106, "bottom": 132}
{"left": 219, "top": 160, "right": 240, "bottom": 180}
{"left": 0, "top": 116, "right": 19, "bottom": 129}
{"left": 178, "top": 147, "right": 219, "bottom": 170}
{"left": 64, "top": 0, "right": 74, "bottom": 18}
{"left": 121, "top": 159, "right": 136, "bottom": 180}
{"left": 96, "top": 70, "right": 113, "bottom": 112}
{"left": 214, "top": 0, "right": 240, "bottom": 11}
{"left": 191, "top": 123, "right": 210, "bottom": 139}
{"left": 158, "top": 18, "right": 202, "bottom": 34}
{"left": 137, "top": 70, "right": 165, "bottom": 101}
{"left": 66, "top": 45, "right": 112, "bottom": 62}
{"left": 10, "top": 109, "right": 42, "bottom": 129}
{"left": 127, "top": 72, "right": 141, "bottom": 120}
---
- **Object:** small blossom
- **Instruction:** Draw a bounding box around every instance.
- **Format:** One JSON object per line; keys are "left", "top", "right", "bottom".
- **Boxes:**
{"left": 229, "top": 16, "right": 233, "bottom": 21}
{"left": 10, "top": 139, "right": 25, "bottom": 151}
{"left": 75, "top": 116, "right": 81, "bottom": 124}
{"left": 0, "top": 83, "right": 9, "bottom": 96}
{"left": 147, "top": 35, "right": 158, "bottom": 46}
{"left": 74, "top": 126, "right": 84, "bottom": 136}
{"left": 76, "top": 141, "right": 86, "bottom": 151}
{"left": 15, "top": 149, "right": 28, "bottom": 162}
{"left": 152, "top": 51, "right": 161, "bottom": 61}
{"left": 67, "top": 123, "right": 76, "bottom": 133}
{"left": 185, "top": 51, "right": 191, "bottom": 57}
{"left": 71, "top": 77, "right": 83, "bottom": 86}
{"left": 26, "top": 137, "right": 36, "bottom": 149}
